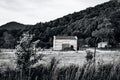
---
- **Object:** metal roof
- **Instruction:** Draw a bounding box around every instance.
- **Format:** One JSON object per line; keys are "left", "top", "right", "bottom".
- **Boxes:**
{"left": 54, "top": 36, "right": 77, "bottom": 40}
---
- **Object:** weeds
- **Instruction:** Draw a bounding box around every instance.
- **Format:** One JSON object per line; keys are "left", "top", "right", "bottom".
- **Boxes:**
{"left": 0, "top": 57, "right": 120, "bottom": 80}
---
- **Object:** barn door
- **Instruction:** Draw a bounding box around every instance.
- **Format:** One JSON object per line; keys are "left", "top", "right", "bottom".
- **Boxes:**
{"left": 62, "top": 44, "right": 69, "bottom": 50}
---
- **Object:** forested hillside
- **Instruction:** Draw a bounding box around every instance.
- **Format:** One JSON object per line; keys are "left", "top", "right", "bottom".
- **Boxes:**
{"left": 0, "top": 0, "right": 120, "bottom": 49}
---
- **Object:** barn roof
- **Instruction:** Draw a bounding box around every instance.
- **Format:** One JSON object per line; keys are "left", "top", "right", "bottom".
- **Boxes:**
{"left": 54, "top": 36, "right": 77, "bottom": 40}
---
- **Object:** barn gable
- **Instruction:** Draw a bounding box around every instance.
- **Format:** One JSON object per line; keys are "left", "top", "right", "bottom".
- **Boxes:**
{"left": 53, "top": 36, "right": 78, "bottom": 51}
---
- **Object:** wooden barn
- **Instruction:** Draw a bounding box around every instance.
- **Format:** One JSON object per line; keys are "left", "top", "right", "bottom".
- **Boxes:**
{"left": 53, "top": 36, "right": 78, "bottom": 51}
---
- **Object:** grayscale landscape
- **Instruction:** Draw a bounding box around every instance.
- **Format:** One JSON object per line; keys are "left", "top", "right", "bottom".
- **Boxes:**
{"left": 1, "top": 0, "right": 120, "bottom": 80}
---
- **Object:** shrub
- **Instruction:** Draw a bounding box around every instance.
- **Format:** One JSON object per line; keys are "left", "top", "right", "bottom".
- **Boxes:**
{"left": 85, "top": 50, "right": 93, "bottom": 62}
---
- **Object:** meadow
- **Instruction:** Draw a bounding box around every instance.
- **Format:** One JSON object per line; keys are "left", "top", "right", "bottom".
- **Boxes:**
{"left": 0, "top": 49, "right": 120, "bottom": 80}
{"left": 0, "top": 48, "right": 120, "bottom": 69}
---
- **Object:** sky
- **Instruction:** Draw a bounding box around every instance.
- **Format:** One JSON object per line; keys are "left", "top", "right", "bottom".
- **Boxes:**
{"left": 0, "top": 0, "right": 110, "bottom": 25}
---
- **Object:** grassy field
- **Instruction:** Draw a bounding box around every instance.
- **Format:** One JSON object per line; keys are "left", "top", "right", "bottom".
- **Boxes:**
{"left": 0, "top": 49, "right": 120, "bottom": 80}
{"left": 0, "top": 48, "right": 120, "bottom": 69}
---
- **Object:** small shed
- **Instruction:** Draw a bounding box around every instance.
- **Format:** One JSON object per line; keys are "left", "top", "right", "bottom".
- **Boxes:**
{"left": 53, "top": 36, "right": 78, "bottom": 51}
{"left": 98, "top": 42, "right": 108, "bottom": 48}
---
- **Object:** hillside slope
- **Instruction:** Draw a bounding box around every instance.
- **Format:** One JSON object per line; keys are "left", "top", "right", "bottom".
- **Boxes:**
{"left": 29, "top": 1, "right": 120, "bottom": 48}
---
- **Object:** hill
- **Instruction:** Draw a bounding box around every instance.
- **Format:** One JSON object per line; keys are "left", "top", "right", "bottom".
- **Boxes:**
{"left": 0, "top": 0, "right": 120, "bottom": 48}
{"left": 0, "top": 21, "right": 32, "bottom": 30}
{"left": 0, "top": 22, "right": 33, "bottom": 48}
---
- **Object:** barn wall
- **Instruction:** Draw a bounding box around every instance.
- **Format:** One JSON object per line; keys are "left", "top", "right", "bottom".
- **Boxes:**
{"left": 53, "top": 39, "right": 77, "bottom": 50}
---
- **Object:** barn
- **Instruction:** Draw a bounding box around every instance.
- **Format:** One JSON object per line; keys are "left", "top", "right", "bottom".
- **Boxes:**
{"left": 53, "top": 36, "right": 78, "bottom": 51}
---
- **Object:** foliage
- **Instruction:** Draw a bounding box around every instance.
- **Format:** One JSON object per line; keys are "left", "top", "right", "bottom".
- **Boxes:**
{"left": 85, "top": 50, "right": 93, "bottom": 62}
{"left": 15, "top": 32, "right": 44, "bottom": 75}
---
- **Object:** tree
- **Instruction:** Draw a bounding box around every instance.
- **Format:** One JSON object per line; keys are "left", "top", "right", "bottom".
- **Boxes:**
{"left": 15, "top": 32, "right": 44, "bottom": 78}
{"left": 92, "top": 28, "right": 115, "bottom": 46}
{"left": 3, "top": 31, "right": 15, "bottom": 49}
{"left": 92, "top": 18, "right": 115, "bottom": 44}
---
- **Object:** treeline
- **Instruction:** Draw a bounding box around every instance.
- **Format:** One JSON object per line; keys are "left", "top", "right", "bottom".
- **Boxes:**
{"left": 0, "top": 1, "right": 120, "bottom": 49}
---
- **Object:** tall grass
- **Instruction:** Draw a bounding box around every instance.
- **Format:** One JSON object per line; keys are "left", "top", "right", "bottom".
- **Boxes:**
{"left": 0, "top": 57, "right": 120, "bottom": 80}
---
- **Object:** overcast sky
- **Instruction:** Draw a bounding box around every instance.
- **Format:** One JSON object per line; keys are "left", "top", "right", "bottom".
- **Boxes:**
{"left": 0, "top": 0, "right": 109, "bottom": 25}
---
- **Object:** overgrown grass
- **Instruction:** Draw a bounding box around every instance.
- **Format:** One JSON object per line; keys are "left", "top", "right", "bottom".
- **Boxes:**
{"left": 0, "top": 57, "right": 120, "bottom": 80}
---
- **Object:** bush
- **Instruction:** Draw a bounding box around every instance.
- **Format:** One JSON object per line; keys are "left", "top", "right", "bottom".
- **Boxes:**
{"left": 85, "top": 50, "right": 93, "bottom": 62}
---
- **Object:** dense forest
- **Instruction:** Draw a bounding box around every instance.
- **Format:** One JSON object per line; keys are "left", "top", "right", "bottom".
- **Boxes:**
{"left": 0, "top": 0, "right": 120, "bottom": 49}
